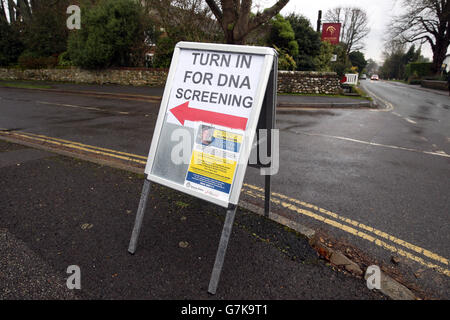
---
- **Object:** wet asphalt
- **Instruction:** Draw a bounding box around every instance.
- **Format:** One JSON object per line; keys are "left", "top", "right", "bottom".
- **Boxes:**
{"left": 0, "top": 80, "right": 448, "bottom": 299}
{"left": 0, "top": 140, "right": 384, "bottom": 300}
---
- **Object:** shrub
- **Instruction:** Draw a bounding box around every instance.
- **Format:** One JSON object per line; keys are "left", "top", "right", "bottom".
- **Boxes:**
{"left": 406, "top": 63, "right": 433, "bottom": 79}
{"left": 0, "top": 21, "right": 24, "bottom": 66}
{"left": 18, "top": 51, "right": 58, "bottom": 69}
{"left": 68, "top": 0, "right": 144, "bottom": 69}
{"left": 58, "top": 51, "right": 73, "bottom": 67}
{"left": 20, "top": 4, "right": 68, "bottom": 58}
{"left": 153, "top": 36, "right": 177, "bottom": 68}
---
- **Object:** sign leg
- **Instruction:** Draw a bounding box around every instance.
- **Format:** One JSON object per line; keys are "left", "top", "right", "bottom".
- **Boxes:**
{"left": 128, "top": 178, "right": 152, "bottom": 254}
{"left": 208, "top": 204, "right": 238, "bottom": 295}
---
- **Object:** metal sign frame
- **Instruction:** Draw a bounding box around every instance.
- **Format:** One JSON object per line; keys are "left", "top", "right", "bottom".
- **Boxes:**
{"left": 129, "top": 42, "right": 278, "bottom": 295}
{"left": 144, "top": 42, "right": 276, "bottom": 208}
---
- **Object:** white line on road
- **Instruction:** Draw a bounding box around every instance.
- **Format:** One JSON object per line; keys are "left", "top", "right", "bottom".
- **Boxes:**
{"left": 362, "top": 86, "right": 394, "bottom": 112}
{"left": 290, "top": 130, "right": 450, "bottom": 158}
{"left": 405, "top": 118, "right": 417, "bottom": 124}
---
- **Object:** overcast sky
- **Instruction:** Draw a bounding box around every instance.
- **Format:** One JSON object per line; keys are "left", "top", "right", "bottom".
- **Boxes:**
{"left": 261, "top": 0, "right": 436, "bottom": 64}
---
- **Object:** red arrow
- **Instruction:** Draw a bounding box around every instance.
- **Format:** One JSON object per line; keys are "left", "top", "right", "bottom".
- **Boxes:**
{"left": 169, "top": 101, "right": 248, "bottom": 131}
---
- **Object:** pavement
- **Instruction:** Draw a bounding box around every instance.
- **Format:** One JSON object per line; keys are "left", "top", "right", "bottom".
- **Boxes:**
{"left": 0, "top": 139, "right": 385, "bottom": 300}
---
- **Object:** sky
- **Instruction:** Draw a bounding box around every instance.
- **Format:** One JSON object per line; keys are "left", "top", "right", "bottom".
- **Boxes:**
{"left": 261, "top": 0, "right": 436, "bottom": 64}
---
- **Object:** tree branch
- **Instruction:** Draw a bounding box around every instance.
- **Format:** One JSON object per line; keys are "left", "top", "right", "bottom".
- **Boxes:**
{"left": 248, "top": 0, "right": 289, "bottom": 31}
{"left": 205, "top": 0, "right": 223, "bottom": 22}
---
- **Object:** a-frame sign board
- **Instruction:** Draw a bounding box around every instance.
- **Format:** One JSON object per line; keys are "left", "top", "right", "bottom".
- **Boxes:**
{"left": 128, "top": 42, "right": 278, "bottom": 294}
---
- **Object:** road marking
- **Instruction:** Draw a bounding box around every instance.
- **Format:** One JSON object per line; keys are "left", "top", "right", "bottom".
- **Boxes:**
{"left": 362, "top": 86, "right": 394, "bottom": 112}
{"left": 405, "top": 118, "right": 417, "bottom": 124}
{"left": 0, "top": 131, "right": 146, "bottom": 164}
{"left": 242, "top": 185, "right": 450, "bottom": 277}
{"left": 289, "top": 130, "right": 450, "bottom": 158}
{"left": 243, "top": 183, "right": 449, "bottom": 266}
{"left": 36, "top": 101, "right": 130, "bottom": 115}
{"left": 20, "top": 132, "right": 148, "bottom": 160}
{"left": 1, "top": 129, "right": 449, "bottom": 277}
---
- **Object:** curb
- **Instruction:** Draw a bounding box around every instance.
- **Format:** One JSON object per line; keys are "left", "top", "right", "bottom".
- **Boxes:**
{"left": 0, "top": 133, "right": 417, "bottom": 300}
{"left": 309, "top": 234, "right": 417, "bottom": 300}
{"left": 277, "top": 101, "right": 373, "bottom": 109}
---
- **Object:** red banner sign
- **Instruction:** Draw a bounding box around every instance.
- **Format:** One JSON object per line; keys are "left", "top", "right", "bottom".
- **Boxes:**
{"left": 321, "top": 23, "right": 341, "bottom": 45}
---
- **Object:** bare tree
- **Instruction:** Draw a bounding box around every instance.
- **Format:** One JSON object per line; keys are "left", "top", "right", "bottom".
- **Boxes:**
{"left": 389, "top": 0, "right": 449, "bottom": 74}
{"left": 325, "top": 7, "right": 370, "bottom": 55}
{"left": 205, "top": 0, "right": 290, "bottom": 44}
{"left": 143, "top": 0, "right": 222, "bottom": 42}
{"left": 0, "top": 1, "right": 7, "bottom": 23}
{"left": 2, "top": 0, "right": 66, "bottom": 24}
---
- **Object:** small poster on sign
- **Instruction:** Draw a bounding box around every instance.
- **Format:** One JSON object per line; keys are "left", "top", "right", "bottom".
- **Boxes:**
{"left": 184, "top": 123, "right": 243, "bottom": 202}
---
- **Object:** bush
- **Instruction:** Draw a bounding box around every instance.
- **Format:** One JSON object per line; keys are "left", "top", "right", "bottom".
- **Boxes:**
{"left": 268, "top": 14, "right": 299, "bottom": 59}
{"left": 20, "top": 4, "right": 68, "bottom": 58}
{"left": 406, "top": 63, "right": 433, "bottom": 79}
{"left": 153, "top": 37, "right": 177, "bottom": 68}
{"left": 68, "top": 0, "right": 144, "bottom": 69}
{"left": 0, "top": 21, "right": 24, "bottom": 66}
{"left": 18, "top": 51, "right": 58, "bottom": 69}
{"left": 58, "top": 51, "right": 73, "bottom": 67}
{"left": 273, "top": 45, "right": 296, "bottom": 71}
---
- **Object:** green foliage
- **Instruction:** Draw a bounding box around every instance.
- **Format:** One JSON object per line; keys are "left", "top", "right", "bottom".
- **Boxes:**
{"left": 153, "top": 37, "right": 178, "bottom": 68}
{"left": 68, "top": 0, "right": 144, "bottom": 69}
{"left": 268, "top": 14, "right": 299, "bottom": 70}
{"left": 58, "top": 52, "right": 73, "bottom": 67}
{"left": 331, "top": 44, "right": 352, "bottom": 77}
{"left": 273, "top": 45, "right": 297, "bottom": 71}
{"left": 313, "top": 41, "right": 334, "bottom": 71}
{"left": 380, "top": 45, "right": 427, "bottom": 80}
{"left": 286, "top": 13, "right": 321, "bottom": 71}
{"left": 406, "top": 63, "right": 434, "bottom": 79}
{"left": 18, "top": 51, "right": 58, "bottom": 69}
{"left": 348, "top": 51, "right": 367, "bottom": 73}
{"left": 20, "top": 4, "right": 69, "bottom": 58}
{"left": 0, "top": 21, "right": 24, "bottom": 66}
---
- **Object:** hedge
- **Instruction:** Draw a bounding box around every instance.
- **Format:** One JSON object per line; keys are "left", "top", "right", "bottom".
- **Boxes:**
{"left": 406, "top": 62, "right": 433, "bottom": 79}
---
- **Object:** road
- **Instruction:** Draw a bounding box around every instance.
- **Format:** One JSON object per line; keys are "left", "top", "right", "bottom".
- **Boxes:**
{"left": 0, "top": 80, "right": 449, "bottom": 298}
{"left": 265, "top": 80, "right": 450, "bottom": 298}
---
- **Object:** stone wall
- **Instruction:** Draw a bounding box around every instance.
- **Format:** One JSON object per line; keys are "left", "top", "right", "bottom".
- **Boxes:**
{"left": 0, "top": 68, "right": 340, "bottom": 94}
{"left": 277, "top": 71, "right": 340, "bottom": 94}
{"left": 421, "top": 80, "right": 449, "bottom": 91}
{"left": 0, "top": 67, "right": 168, "bottom": 87}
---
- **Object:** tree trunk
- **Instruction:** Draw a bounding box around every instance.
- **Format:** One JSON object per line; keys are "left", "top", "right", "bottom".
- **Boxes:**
{"left": 432, "top": 41, "right": 449, "bottom": 74}
{"left": 206, "top": 0, "right": 289, "bottom": 45}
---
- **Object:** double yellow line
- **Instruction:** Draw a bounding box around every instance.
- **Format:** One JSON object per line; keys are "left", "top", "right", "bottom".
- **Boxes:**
{"left": 241, "top": 184, "right": 450, "bottom": 277}
{"left": 0, "top": 130, "right": 147, "bottom": 165}
{"left": 1, "top": 129, "right": 449, "bottom": 277}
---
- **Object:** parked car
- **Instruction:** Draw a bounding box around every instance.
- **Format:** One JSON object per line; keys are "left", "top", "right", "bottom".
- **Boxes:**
{"left": 361, "top": 74, "right": 367, "bottom": 80}
{"left": 371, "top": 74, "right": 379, "bottom": 81}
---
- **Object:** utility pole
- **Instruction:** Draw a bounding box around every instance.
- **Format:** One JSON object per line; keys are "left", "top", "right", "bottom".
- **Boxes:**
{"left": 316, "top": 10, "right": 322, "bottom": 33}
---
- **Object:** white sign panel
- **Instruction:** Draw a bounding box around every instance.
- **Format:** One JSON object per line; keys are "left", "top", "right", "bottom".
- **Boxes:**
{"left": 144, "top": 42, "right": 276, "bottom": 208}
{"left": 166, "top": 49, "right": 265, "bottom": 130}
